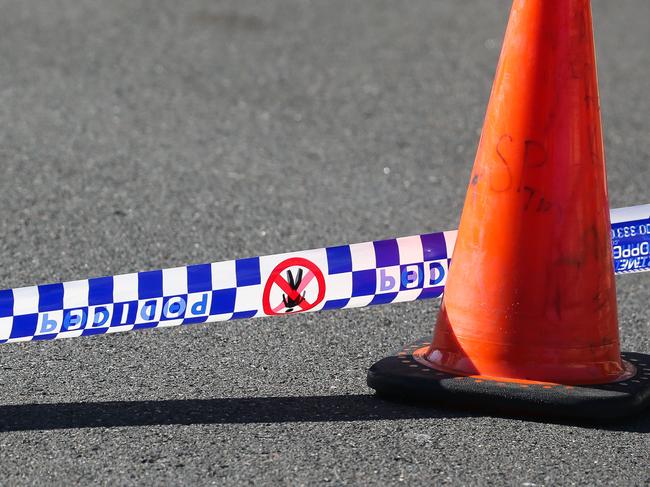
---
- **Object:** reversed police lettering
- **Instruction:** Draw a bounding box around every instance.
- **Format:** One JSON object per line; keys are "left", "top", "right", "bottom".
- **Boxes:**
{"left": 140, "top": 300, "right": 159, "bottom": 321}
{"left": 401, "top": 265, "right": 421, "bottom": 289}
{"left": 91, "top": 306, "right": 111, "bottom": 327}
{"left": 379, "top": 269, "right": 396, "bottom": 292}
{"left": 39, "top": 312, "right": 61, "bottom": 334}
{"left": 428, "top": 262, "right": 445, "bottom": 286}
{"left": 162, "top": 296, "right": 186, "bottom": 319}
{"left": 62, "top": 309, "right": 87, "bottom": 332}
{"left": 188, "top": 293, "right": 209, "bottom": 316}
{"left": 33, "top": 291, "right": 212, "bottom": 337}
{"left": 375, "top": 260, "right": 448, "bottom": 293}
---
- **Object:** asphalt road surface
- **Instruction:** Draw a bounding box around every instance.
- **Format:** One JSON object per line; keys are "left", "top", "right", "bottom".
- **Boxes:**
{"left": 0, "top": 0, "right": 648, "bottom": 485}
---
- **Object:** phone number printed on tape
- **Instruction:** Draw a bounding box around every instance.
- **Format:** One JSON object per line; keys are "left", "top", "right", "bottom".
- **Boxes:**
{"left": 612, "top": 219, "right": 650, "bottom": 273}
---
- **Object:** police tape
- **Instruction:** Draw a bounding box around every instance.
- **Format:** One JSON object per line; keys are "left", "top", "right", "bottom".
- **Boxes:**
{"left": 0, "top": 204, "right": 647, "bottom": 344}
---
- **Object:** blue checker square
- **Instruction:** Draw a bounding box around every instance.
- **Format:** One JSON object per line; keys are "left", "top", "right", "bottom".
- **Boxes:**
{"left": 38, "top": 283, "right": 64, "bottom": 312}
{"left": 322, "top": 298, "right": 350, "bottom": 310}
{"left": 82, "top": 327, "right": 109, "bottom": 337}
{"left": 326, "top": 245, "right": 352, "bottom": 274}
{"left": 210, "top": 288, "right": 236, "bottom": 315}
{"left": 133, "top": 322, "right": 159, "bottom": 331}
{"left": 138, "top": 270, "right": 163, "bottom": 299}
{"left": 419, "top": 286, "right": 444, "bottom": 300}
{"left": 111, "top": 301, "right": 137, "bottom": 326}
{"left": 236, "top": 257, "right": 261, "bottom": 287}
{"left": 400, "top": 263, "right": 425, "bottom": 290}
{"left": 373, "top": 239, "right": 400, "bottom": 268}
{"left": 370, "top": 292, "right": 398, "bottom": 306}
{"left": 183, "top": 316, "right": 209, "bottom": 325}
{"left": 0, "top": 289, "right": 13, "bottom": 318}
{"left": 10, "top": 314, "right": 38, "bottom": 339}
{"left": 352, "top": 269, "right": 376, "bottom": 297}
{"left": 232, "top": 310, "right": 257, "bottom": 320}
{"left": 88, "top": 276, "right": 114, "bottom": 305}
{"left": 187, "top": 264, "right": 212, "bottom": 293}
{"left": 421, "top": 232, "right": 447, "bottom": 261}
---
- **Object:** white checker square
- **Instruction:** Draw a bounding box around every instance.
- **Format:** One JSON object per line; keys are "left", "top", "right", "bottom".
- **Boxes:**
{"left": 157, "top": 318, "right": 183, "bottom": 329}
{"left": 397, "top": 235, "right": 424, "bottom": 264}
{"left": 12, "top": 286, "right": 39, "bottom": 315}
{"left": 392, "top": 289, "right": 422, "bottom": 304}
{"left": 212, "top": 260, "right": 237, "bottom": 290}
{"left": 259, "top": 249, "right": 328, "bottom": 280}
{"left": 0, "top": 317, "right": 12, "bottom": 340}
{"left": 7, "top": 336, "right": 32, "bottom": 343}
{"left": 346, "top": 295, "right": 375, "bottom": 309}
{"left": 113, "top": 273, "right": 139, "bottom": 302}
{"left": 63, "top": 280, "right": 89, "bottom": 309}
{"left": 349, "top": 242, "right": 376, "bottom": 271}
{"left": 206, "top": 313, "right": 234, "bottom": 323}
{"left": 234, "top": 285, "right": 261, "bottom": 312}
{"left": 106, "top": 324, "right": 134, "bottom": 334}
{"left": 324, "top": 273, "right": 352, "bottom": 300}
{"left": 57, "top": 327, "right": 86, "bottom": 340}
{"left": 258, "top": 251, "right": 294, "bottom": 279}
{"left": 444, "top": 231, "right": 457, "bottom": 260}
{"left": 163, "top": 266, "right": 188, "bottom": 296}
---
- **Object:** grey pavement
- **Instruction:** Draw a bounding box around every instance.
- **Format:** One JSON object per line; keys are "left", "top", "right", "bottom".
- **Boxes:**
{"left": 0, "top": 0, "right": 648, "bottom": 485}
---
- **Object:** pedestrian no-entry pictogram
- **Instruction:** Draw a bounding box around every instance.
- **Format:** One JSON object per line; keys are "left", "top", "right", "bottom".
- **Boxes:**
{"left": 262, "top": 257, "right": 326, "bottom": 315}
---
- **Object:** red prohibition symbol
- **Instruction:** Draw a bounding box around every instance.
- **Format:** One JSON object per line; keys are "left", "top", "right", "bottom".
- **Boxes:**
{"left": 262, "top": 257, "right": 326, "bottom": 315}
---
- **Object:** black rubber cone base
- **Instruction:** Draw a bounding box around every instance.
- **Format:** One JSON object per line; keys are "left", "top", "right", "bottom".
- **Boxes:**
{"left": 367, "top": 338, "right": 650, "bottom": 420}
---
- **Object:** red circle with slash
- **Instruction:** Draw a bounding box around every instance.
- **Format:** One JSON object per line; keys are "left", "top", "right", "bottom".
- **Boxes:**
{"left": 262, "top": 257, "right": 326, "bottom": 315}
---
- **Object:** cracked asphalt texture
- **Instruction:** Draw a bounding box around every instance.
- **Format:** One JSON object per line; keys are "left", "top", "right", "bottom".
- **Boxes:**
{"left": 0, "top": 0, "right": 648, "bottom": 485}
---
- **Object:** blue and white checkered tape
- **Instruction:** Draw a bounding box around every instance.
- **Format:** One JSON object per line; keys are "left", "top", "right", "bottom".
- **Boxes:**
{"left": 0, "top": 204, "right": 647, "bottom": 344}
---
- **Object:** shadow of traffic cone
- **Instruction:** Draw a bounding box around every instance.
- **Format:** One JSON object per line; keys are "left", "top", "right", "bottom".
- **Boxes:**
{"left": 367, "top": 0, "right": 650, "bottom": 419}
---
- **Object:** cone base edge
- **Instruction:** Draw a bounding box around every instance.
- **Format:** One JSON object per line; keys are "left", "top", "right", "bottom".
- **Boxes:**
{"left": 367, "top": 337, "right": 650, "bottom": 421}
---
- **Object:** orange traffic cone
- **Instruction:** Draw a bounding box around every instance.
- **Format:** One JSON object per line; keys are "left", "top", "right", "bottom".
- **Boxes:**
{"left": 367, "top": 0, "right": 650, "bottom": 419}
